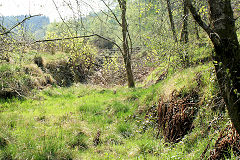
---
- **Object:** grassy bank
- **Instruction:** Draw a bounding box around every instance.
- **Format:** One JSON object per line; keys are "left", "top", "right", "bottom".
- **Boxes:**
{"left": 1, "top": 61, "right": 237, "bottom": 159}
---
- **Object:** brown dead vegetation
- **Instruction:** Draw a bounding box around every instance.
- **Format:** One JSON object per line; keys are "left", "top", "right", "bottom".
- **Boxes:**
{"left": 158, "top": 90, "right": 199, "bottom": 143}
{"left": 0, "top": 63, "right": 56, "bottom": 99}
{"left": 24, "top": 64, "right": 44, "bottom": 76}
{"left": 24, "top": 64, "right": 56, "bottom": 89}
{"left": 45, "top": 60, "right": 74, "bottom": 87}
{"left": 0, "top": 53, "right": 96, "bottom": 99}
{"left": 208, "top": 124, "right": 240, "bottom": 160}
{"left": 89, "top": 51, "right": 154, "bottom": 86}
{"left": 34, "top": 56, "right": 46, "bottom": 70}
{"left": 45, "top": 58, "right": 87, "bottom": 87}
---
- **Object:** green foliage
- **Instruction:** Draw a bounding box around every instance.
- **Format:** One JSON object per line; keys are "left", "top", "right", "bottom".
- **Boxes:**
{"left": 68, "top": 39, "right": 97, "bottom": 72}
{"left": 45, "top": 23, "right": 98, "bottom": 77}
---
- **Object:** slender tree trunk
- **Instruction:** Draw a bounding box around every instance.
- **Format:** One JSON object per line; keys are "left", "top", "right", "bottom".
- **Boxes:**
{"left": 187, "top": 0, "right": 240, "bottom": 133}
{"left": 119, "top": 0, "right": 135, "bottom": 88}
{"left": 138, "top": 0, "right": 142, "bottom": 42}
{"left": 194, "top": 21, "right": 200, "bottom": 40}
{"left": 180, "top": 0, "right": 189, "bottom": 43}
{"left": 180, "top": 0, "right": 190, "bottom": 67}
{"left": 166, "top": 0, "right": 177, "bottom": 42}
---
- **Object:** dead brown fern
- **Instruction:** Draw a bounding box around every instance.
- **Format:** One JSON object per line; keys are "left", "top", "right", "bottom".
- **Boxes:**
{"left": 158, "top": 90, "right": 199, "bottom": 143}
{"left": 209, "top": 123, "right": 240, "bottom": 160}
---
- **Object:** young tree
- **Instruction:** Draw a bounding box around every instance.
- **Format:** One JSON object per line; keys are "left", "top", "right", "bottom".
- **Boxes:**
{"left": 180, "top": 0, "right": 189, "bottom": 43}
{"left": 51, "top": 0, "right": 135, "bottom": 88}
{"left": 118, "top": 0, "right": 135, "bottom": 88}
{"left": 87, "top": 0, "right": 135, "bottom": 88}
{"left": 187, "top": 0, "right": 240, "bottom": 133}
{"left": 166, "top": 0, "right": 177, "bottom": 42}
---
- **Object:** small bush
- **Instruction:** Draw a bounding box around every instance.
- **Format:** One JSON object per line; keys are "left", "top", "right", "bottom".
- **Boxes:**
{"left": 0, "top": 64, "right": 31, "bottom": 98}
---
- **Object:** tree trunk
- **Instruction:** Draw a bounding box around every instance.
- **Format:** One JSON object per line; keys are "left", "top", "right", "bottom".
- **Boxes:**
{"left": 187, "top": 0, "right": 240, "bottom": 133}
{"left": 119, "top": 0, "right": 135, "bottom": 88}
{"left": 194, "top": 21, "right": 200, "bottom": 40}
{"left": 180, "top": 0, "right": 189, "bottom": 43}
{"left": 166, "top": 0, "right": 177, "bottom": 42}
{"left": 208, "top": 0, "right": 240, "bottom": 133}
{"left": 138, "top": 0, "right": 142, "bottom": 42}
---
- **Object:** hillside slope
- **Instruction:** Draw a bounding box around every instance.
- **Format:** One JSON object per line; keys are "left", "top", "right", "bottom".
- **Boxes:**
{"left": 1, "top": 60, "right": 239, "bottom": 159}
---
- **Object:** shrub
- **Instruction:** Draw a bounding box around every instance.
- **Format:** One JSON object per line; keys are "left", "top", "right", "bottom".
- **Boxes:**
{"left": 0, "top": 64, "right": 31, "bottom": 98}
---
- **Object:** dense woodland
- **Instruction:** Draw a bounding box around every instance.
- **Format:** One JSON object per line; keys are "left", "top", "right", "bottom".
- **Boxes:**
{"left": 0, "top": 0, "right": 240, "bottom": 159}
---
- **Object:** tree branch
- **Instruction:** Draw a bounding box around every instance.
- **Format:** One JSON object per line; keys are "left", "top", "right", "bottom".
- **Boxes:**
{"left": 52, "top": 0, "right": 74, "bottom": 36}
{"left": 0, "top": 15, "right": 41, "bottom": 35}
{"left": 186, "top": 0, "right": 212, "bottom": 35}
{"left": 101, "top": 9, "right": 115, "bottom": 21}
{"left": 0, "top": 24, "right": 7, "bottom": 33}
{"left": 100, "top": 0, "right": 122, "bottom": 26}
{"left": 34, "top": 34, "right": 123, "bottom": 55}
{"left": 78, "top": 0, "right": 123, "bottom": 42}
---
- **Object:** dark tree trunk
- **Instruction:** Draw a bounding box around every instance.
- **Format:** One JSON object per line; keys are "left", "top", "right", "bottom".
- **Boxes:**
{"left": 166, "top": 0, "right": 178, "bottom": 42}
{"left": 180, "top": 0, "right": 189, "bottom": 43}
{"left": 208, "top": 0, "right": 240, "bottom": 133}
{"left": 187, "top": 0, "right": 240, "bottom": 133}
{"left": 118, "top": 0, "right": 135, "bottom": 88}
{"left": 194, "top": 22, "right": 200, "bottom": 40}
{"left": 180, "top": 0, "right": 190, "bottom": 67}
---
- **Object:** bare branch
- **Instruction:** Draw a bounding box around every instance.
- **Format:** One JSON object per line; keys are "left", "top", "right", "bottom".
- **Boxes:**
{"left": 127, "top": 27, "right": 133, "bottom": 54}
{"left": 100, "top": 0, "right": 122, "bottom": 26}
{"left": 34, "top": 34, "right": 123, "bottom": 55}
{"left": 52, "top": 0, "right": 74, "bottom": 36}
{"left": 101, "top": 9, "right": 116, "bottom": 21}
{"left": 0, "top": 15, "right": 41, "bottom": 35}
{"left": 76, "top": 0, "right": 122, "bottom": 41}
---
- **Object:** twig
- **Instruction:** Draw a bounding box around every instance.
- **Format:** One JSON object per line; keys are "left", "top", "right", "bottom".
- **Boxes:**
{"left": 34, "top": 34, "right": 123, "bottom": 55}
{"left": 0, "top": 15, "right": 41, "bottom": 35}
{"left": 52, "top": 0, "right": 73, "bottom": 37}
{"left": 100, "top": 0, "right": 122, "bottom": 26}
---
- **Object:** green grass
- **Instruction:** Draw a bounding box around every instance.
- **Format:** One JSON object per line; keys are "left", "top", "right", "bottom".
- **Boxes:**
{"left": 0, "top": 60, "right": 237, "bottom": 159}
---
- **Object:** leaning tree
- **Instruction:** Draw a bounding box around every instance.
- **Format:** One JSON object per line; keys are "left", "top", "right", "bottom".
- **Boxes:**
{"left": 186, "top": 0, "right": 240, "bottom": 133}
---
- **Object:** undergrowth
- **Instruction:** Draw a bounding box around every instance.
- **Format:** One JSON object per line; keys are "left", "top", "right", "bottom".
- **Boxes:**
{"left": 0, "top": 59, "right": 238, "bottom": 159}
{"left": 0, "top": 44, "right": 239, "bottom": 159}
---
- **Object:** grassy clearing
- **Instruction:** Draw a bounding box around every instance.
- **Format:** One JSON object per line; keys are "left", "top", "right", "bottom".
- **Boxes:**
{"left": 0, "top": 60, "right": 236, "bottom": 159}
